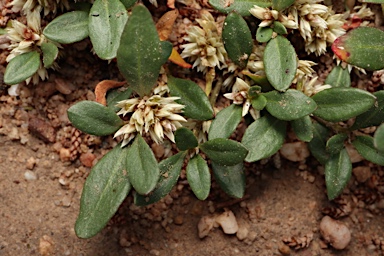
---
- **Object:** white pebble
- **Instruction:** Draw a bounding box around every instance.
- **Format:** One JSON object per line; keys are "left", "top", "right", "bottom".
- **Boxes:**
{"left": 24, "top": 170, "right": 37, "bottom": 181}
{"left": 215, "top": 210, "right": 239, "bottom": 235}
{"left": 8, "top": 84, "right": 19, "bottom": 96}
{"left": 197, "top": 215, "right": 216, "bottom": 239}
{"left": 280, "top": 142, "right": 310, "bottom": 162}
{"left": 320, "top": 216, "right": 351, "bottom": 250}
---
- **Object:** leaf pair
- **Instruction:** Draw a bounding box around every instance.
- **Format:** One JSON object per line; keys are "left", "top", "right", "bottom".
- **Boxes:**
{"left": 76, "top": 134, "right": 160, "bottom": 239}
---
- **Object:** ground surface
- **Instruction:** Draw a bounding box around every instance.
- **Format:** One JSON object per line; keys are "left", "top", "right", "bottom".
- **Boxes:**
{"left": 0, "top": 134, "right": 384, "bottom": 255}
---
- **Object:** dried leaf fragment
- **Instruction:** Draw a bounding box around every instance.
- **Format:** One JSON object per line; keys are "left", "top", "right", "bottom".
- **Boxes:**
{"left": 94, "top": 80, "right": 125, "bottom": 106}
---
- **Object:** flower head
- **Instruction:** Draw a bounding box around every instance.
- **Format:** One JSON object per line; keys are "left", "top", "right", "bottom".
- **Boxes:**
{"left": 180, "top": 10, "right": 227, "bottom": 72}
{"left": 224, "top": 77, "right": 255, "bottom": 117}
{"left": 114, "top": 95, "right": 187, "bottom": 146}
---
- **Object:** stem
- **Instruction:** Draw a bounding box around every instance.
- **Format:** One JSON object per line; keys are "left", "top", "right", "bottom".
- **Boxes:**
{"left": 312, "top": 116, "right": 350, "bottom": 133}
{"left": 209, "top": 76, "right": 223, "bottom": 107}
{"left": 205, "top": 68, "right": 215, "bottom": 96}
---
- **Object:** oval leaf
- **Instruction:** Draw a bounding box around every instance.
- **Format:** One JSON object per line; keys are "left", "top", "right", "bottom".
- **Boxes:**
{"left": 273, "top": 21, "right": 287, "bottom": 35}
{"left": 134, "top": 152, "right": 186, "bottom": 206}
{"left": 264, "top": 35, "right": 297, "bottom": 91}
{"left": 291, "top": 115, "right": 313, "bottom": 142}
{"left": 175, "top": 127, "right": 198, "bottom": 151}
{"left": 43, "top": 11, "right": 89, "bottom": 44}
{"left": 117, "top": 5, "right": 168, "bottom": 96}
{"left": 167, "top": 76, "right": 214, "bottom": 120}
{"left": 312, "top": 87, "right": 376, "bottom": 122}
{"left": 256, "top": 26, "right": 273, "bottom": 43}
{"left": 352, "top": 135, "right": 384, "bottom": 166}
{"left": 326, "top": 133, "right": 348, "bottom": 155}
{"left": 264, "top": 89, "right": 317, "bottom": 120}
{"left": 89, "top": 0, "right": 128, "bottom": 60}
{"left": 208, "top": 104, "right": 242, "bottom": 140}
{"left": 120, "top": 0, "right": 137, "bottom": 8}
{"left": 272, "top": 0, "right": 294, "bottom": 11}
{"left": 75, "top": 145, "right": 131, "bottom": 238}
{"left": 325, "top": 148, "right": 352, "bottom": 200}
{"left": 351, "top": 91, "right": 384, "bottom": 129}
{"left": 222, "top": 12, "right": 253, "bottom": 68}
{"left": 187, "top": 155, "right": 211, "bottom": 200}
{"left": 41, "top": 42, "right": 58, "bottom": 68}
{"left": 324, "top": 65, "right": 351, "bottom": 88}
{"left": 308, "top": 121, "right": 330, "bottom": 165}
{"left": 4, "top": 51, "right": 40, "bottom": 85}
{"left": 242, "top": 115, "right": 286, "bottom": 162}
{"left": 374, "top": 124, "right": 384, "bottom": 153}
{"left": 200, "top": 138, "right": 248, "bottom": 166}
{"left": 332, "top": 27, "right": 384, "bottom": 71}
{"left": 209, "top": 0, "right": 272, "bottom": 16}
{"left": 212, "top": 162, "right": 245, "bottom": 198}
{"left": 126, "top": 135, "right": 160, "bottom": 195}
{"left": 67, "top": 101, "right": 123, "bottom": 136}
{"left": 251, "top": 94, "right": 267, "bottom": 111}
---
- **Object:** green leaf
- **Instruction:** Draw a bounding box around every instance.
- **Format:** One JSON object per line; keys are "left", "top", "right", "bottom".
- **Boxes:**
{"left": 325, "top": 149, "right": 352, "bottom": 200}
{"left": 243, "top": 72, "right": 272, "bottom": 89}
{"left": 264, "top": 35, "right": 297, "bottom": 91}
{"left": 263, "top": 89, "right": 317, "bottom": 121}
{"left": 291, "top": 115, "right": 313, "bottom": 142}
{"left": 272, "top": 21, "right": 287, "bottom": 35}
{"left": 212, "top": 162, "right": 245, "bottom": 198}
{"left": 120, "top": 0, "right": 137, "bottom": 8}
{"left": 374, "top": 124, "right": 384, "bottom": 153}
{"left": 134, "top": 152, "right": 186, "bottom": 206}
{"left": 332, "top": 27, "right": 384, "bottom": 71}
{"left": 242, "top": 115, "right": 286, "bottom": 162}
{"left": 41, "top": 42, "right": 58, "bottom": 68}
{"left": 308, "top": 122, "right": 330, "bottom": 165}
{"left": 175, "top": 127, "right": 198, "bottom": 151}
{"left": 126, "top": 135, "right": 160, "bottom": 195}
{"left": 200, "top": 138, "right": 248, "bottom": 166}
{"left": 0, "top": 28, "right": 6, "bottom": 35}
{"left": 272, "top": 0, "right": 294, "bottom": 11}
{"left": 312, "top": 87, "right": 376, "bottom": 122}
{"left": 117, "top": 5, "right": 170, "bottom": 96}
{"left": 251, "top": 94, "right": 267, "bottom": 111}
{"left": 187, "top": 155, "right": 211, "bottom": 200}
{"left": 326, "top": 133, "right": 348, "bottom": 155}
{"left": 4, "top": 51, "right": 40, "bottom": 85}
{"left": 106, "top": 88, "right": 133, "bottom": 112}
{"left": 352, "top": 135, "right": 384, "bottom": 166}
{"left": 160, "top": 40, "right": 173, "bottom": 64}
{"left": 43, "top": 11, "right": 89, "bottom": 44}
{"left": 89, "top": 0, "right": 128, "bottom": 60}
{"left": 351, "top": 91, "right": 384, "bottom": 129}
{"left": 222, "top": 12, "right": 253, "bottom": 68}
{"left": 75, "top": 145, "right": 130, "bottom": 238}
{"left": 209, "top": 0, "right": 272, "bottom": 16}
{"left": 208, "top": 104, "right": 242, "bottom": 140}
{"left": 325, "top": 65, "right": 351, "bottom": 88}
{"left": 67, "top": 101, "right": 123, "bottom": 136}
{"left": 167, "top": 76, "right": 214, "bottom": 120}
{"left": 256, "top": 26, "right": 273, "bottom": 43}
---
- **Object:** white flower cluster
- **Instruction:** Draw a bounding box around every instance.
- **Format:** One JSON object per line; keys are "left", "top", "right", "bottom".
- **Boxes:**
{"left": 180, "top": 10, "right": 227, "bottom": 73}
{"left": 114, "top": 95, "right": 187, "bottom": 147}
{"left": 250, "top": 0, "right": 346, "bottom": 56}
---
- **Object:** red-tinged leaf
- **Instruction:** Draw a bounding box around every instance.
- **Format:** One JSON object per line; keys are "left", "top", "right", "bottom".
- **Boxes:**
{"left": 332, "top": 27, "right": 384, "bottom": 71}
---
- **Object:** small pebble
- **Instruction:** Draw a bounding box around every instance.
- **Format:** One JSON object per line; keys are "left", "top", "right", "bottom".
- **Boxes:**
{"left": 215, "top": 210, "right": 239, "bottom": 235}
{"left": 197, "top": 215, "right": 216, "bottom": 239}
{"left": 352, "top": 166, "right": 371, "bottom": 183}
{"left": 39, "top": 235, "right": 54, "bottom": 256}
{"left": 62, "top": 196, "right": 72, "bottom": 207}
{"left": 26, "top": 157, "right": 36, "bottom": 170}
{"left": 278, "top": 243, "right": 291, "bottom": 255}
{"left": 280, "top": 142, "right": 310, "bottom": 162}
{"left": 24, "top": 170, "right": 37, "bottom": 181}
{"left": 174, "top": 215, "right": 184, "bottom": 225}
{"left": 319, "top": 216, "right": 351, "bottom": 250}
{"left": 236, "top": 225, "right": 249, "bottom": 241}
